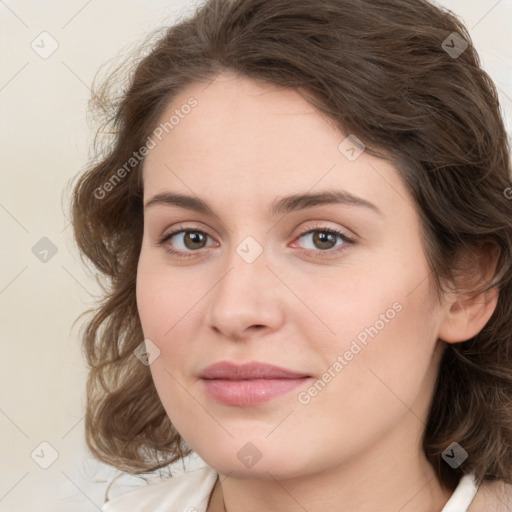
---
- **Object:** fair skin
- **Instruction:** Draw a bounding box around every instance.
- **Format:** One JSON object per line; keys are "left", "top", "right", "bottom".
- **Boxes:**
{"left": 136, "top": 70, "right": 498, "bottom": 512}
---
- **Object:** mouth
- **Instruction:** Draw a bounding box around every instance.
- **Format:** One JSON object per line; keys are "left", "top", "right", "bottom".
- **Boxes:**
{"left": 198, "top": 361, "right": 312, "bottom": 406}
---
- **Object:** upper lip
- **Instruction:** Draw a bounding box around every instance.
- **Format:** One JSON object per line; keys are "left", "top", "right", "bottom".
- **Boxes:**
{"left": 199, "top": 361, "right": 310, "bottom": 380}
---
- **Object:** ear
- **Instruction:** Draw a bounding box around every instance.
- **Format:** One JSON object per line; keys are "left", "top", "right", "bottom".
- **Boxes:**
{"left": 438, "top": 243, "right": 500, "bottom": 344}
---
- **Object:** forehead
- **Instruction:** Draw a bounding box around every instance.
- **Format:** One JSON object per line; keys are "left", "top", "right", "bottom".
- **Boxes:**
{"left": 141, "top": 71, "right": 411, "bottom": 220}
{"left": 143, "top": 71, "right": 340, "bottom": 175}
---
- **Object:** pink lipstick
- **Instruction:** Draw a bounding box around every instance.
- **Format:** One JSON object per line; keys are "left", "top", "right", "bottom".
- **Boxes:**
{"left": 199, "top": 361, "right": 311, "bottom": 406}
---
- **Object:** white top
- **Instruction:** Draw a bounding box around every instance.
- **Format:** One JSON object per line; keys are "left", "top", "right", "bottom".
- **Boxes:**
{"left": 101, "top": 464, "right": 479, "bottom": 512}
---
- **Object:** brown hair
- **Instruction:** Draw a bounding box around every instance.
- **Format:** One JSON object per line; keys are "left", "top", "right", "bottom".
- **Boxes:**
{"left": 68, "top": 0, "right": 512, "bottom": 492}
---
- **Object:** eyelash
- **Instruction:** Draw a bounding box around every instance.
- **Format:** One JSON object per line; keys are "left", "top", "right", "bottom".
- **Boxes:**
{"left": 156, "top": 224, "right": 355, "bottom": 260}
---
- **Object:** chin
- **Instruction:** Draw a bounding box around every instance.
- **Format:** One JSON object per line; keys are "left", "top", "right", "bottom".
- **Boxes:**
{"left": 192, "top": 442, "right": 318, "bottom": 481}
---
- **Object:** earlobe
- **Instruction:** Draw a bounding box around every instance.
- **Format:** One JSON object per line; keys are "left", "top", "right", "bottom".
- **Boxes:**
{"left": 438, "top": 286, "right": 499, "bottom": 343}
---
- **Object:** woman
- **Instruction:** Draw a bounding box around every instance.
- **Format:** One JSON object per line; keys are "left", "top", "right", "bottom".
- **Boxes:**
{"left": 70, "top": 0, "right": 512, "bottom": 510}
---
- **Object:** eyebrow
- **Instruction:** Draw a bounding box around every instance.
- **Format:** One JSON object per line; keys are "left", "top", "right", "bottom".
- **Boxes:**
{"left": 144, "top": 190, "right": 382, "bottom": 216}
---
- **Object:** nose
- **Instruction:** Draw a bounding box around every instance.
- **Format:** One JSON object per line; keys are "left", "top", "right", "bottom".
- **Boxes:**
{"left": 205, "top": 243, "right": 286, "bottom": 342}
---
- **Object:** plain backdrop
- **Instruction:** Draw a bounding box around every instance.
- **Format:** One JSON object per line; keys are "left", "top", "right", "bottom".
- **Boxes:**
{"left": 0, "top": 1, "right": 511, "bottom": 510}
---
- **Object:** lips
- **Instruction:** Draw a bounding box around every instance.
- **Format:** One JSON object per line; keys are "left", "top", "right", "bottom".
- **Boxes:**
{"left": 199, "top": 361, "right": 311, "bottom": 406}
{"left": 199, "top": 361, "right": 309, "bottom": 380}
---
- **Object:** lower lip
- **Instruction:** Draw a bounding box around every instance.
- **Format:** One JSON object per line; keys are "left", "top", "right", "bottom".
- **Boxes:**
{"left": 201, "top": 378, "right": 309, "bottom": 406}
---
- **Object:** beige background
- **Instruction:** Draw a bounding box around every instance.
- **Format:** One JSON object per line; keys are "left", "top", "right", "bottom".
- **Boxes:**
{"left": 0, "top": 1, "right": 511, "bottom": 510}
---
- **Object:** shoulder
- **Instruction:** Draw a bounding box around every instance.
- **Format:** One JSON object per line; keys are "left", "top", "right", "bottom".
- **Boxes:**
{"left": 101, "top": 465, "right": 219, "bottom": 512}
{"left": 468, "top": 478, "right": 512, "bottom": 512}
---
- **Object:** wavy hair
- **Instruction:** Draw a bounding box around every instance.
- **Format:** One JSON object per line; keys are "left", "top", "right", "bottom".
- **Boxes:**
{"left": 68, "top": 0, "right": 512, "bottom": 492}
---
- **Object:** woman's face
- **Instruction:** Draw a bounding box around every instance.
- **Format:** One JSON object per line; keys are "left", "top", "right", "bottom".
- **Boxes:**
{"left": 136, "top": 70, "right": 447, "bottom": 480}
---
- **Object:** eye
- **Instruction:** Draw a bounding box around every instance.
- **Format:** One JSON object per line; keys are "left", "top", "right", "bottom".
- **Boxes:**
{"left": 157, "top": 227, "right": 217, "bottom": 258}
{"left": 156, "top": 224, "right": 355, "bottom": 259}
{"left": 292, "top": 225, "right": 355, "bottom": 258}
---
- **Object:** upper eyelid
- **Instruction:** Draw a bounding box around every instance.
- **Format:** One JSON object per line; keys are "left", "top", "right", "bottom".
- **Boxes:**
{"left": 161, "top": 223, "right": 351, "bottom": 238}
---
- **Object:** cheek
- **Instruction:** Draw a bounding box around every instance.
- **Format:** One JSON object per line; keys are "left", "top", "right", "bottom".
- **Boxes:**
{"left": 299, "top": 243, "right": 440, "bottom": 392}
{"left": 136, "top": 251, "right": 195, "bottom": 341}
{"left": 316, "top": 268, "right": 440, "bottom": 421}
{"left": 135, "top": 256, "right": 200, "bottom": 433}
{"left": 291, "top": 254, "right": 431, "bottom": 356}
{"left": 135, "top": 252, "right": 207, "bottom": 402}
{"left": 289, "top": 281, "right": 441, "bottom": 464}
